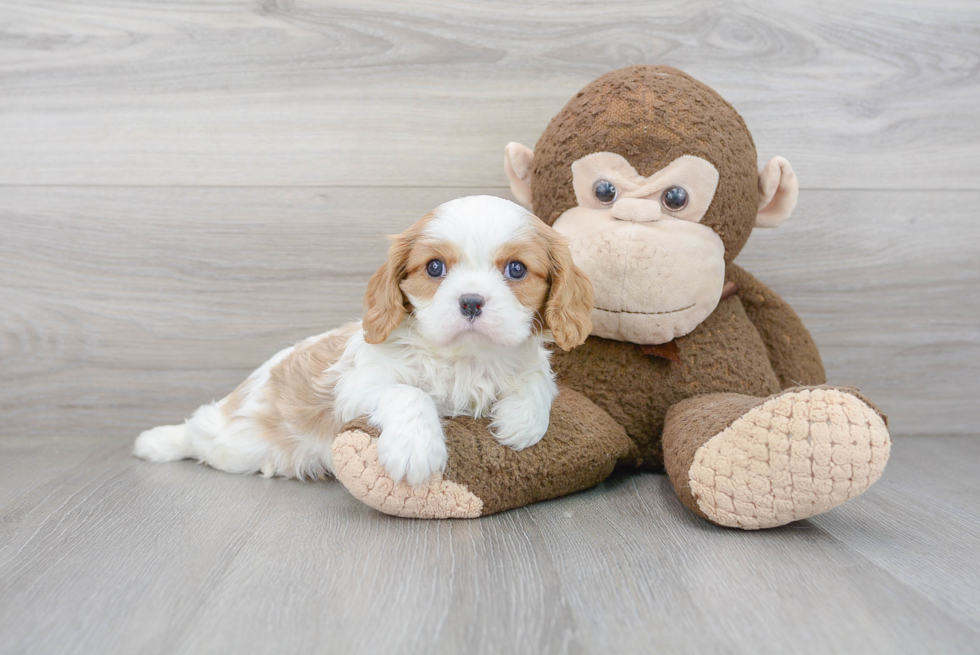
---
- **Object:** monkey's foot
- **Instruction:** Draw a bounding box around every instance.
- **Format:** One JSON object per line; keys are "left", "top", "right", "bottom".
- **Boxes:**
{"left": 685, "top": 387, "right": 891, "bottom": 530}
{"left": 332, "top": 428, "right": 483, "bottom": 519}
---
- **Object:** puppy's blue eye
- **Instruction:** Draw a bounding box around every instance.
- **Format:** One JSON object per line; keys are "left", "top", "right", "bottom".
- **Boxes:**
{"left": 593, "top": 180, "right": 617, "bottom": 204}
{"left": 506, "top": 261, "right": 527, "bottom": 280}
{"left": 426, "top": 259, "right": 445, "bottom": 277}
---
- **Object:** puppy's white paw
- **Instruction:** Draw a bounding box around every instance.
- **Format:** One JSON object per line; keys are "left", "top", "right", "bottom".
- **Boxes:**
{"left": 134, "top": 424, "right": 190, "bottom": 462}
{"left": 376, "top": 418, "right": 448, "bottom": 486}
{"left": 490, "top": 394, "right": 550, "bottom": 451}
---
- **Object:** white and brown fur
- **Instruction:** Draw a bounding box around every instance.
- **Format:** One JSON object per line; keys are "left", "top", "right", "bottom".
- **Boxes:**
{"left": 134, "top": 196, "right": 594, "bottom": 486}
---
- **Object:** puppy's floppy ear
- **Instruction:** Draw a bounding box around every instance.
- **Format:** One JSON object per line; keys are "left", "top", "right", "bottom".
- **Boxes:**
{"left": 362, "top": 230, "right": 413, "bottom": 344}
{"left": 538, "top": 221, "right": 594, "bottom": 351}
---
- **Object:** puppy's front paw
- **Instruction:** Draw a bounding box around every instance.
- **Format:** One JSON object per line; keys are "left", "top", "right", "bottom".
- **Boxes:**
{"left": 376, "top": 418, "right": 448, "bottom": 486}
{"left": 490, "top": 394, "right": 550, "bottom": 451}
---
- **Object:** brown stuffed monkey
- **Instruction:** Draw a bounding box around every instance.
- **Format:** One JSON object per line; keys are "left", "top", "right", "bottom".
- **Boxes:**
{"left": 331, "top": 66, "right": 891, "bottom": 529}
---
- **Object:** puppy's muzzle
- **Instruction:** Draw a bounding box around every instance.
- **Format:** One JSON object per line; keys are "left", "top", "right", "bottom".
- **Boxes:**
{"left": 458, "top": 294, "right": 485, "bottom": 320}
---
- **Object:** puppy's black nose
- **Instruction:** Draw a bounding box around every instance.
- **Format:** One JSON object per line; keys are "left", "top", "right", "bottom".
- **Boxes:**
{"left": 459, "top": 294, "right": 485, "bottom": 319}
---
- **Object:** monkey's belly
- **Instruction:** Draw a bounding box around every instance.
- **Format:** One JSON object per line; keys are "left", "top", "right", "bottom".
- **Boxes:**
{"left": 551, "top": 295, "right": 780, "bottom": 468}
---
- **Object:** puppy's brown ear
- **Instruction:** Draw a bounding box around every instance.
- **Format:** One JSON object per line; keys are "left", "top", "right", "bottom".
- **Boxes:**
{"left": 541, "top": 225, "right": 594, "bottom": 351}
{"left": 362, "top": 232, "right": 412, "bottom": 345}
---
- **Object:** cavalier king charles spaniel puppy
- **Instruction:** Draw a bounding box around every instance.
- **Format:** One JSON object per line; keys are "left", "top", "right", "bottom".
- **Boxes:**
{"left": 135, "top": 196, "right": 594, "bottom": 486}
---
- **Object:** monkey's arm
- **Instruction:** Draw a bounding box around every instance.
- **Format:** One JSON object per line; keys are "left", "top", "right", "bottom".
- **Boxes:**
{"left": 331, "top": 387, "right": 637, "bottom": 518}
{"left": 726, "top": 262, "right": 827, "bottom": 389}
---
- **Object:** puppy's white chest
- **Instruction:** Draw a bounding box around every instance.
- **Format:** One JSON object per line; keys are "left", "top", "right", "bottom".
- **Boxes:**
{"left": 419, "top": 358, "right": 507, "bottom": 419}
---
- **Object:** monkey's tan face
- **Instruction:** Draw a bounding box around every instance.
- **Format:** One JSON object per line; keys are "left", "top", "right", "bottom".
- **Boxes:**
{"left": 552, "top": 152, "right": 725, "bottom": 345}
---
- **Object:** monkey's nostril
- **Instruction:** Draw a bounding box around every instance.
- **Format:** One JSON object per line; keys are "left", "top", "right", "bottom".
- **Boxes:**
{"left": 459, "top": 294, "right": 485, "bottom": 319}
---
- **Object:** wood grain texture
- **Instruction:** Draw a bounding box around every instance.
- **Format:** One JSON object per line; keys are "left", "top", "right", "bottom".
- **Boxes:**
{"left": 0, "top": 435, "right": 978, "bottom": 655}
{"left": 2, "top": 0, "right": 978, "bottom": 435}
{"left": 1, "top": 0, "right": 978, "bottom": 188}
{"left": 1, "top": 186, "right": 976, "bottom": 438}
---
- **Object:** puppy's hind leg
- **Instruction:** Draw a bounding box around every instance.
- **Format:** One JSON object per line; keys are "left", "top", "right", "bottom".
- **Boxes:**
{"left": 135, "top": 399, "right": 278, "bottom": 477}
{"left": 134, "top": 401, "right": 229, "bottom": 465}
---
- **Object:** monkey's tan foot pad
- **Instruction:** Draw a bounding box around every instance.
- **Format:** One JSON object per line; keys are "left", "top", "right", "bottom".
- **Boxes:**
{"left": 332, "top": 429, "right": 483, "bottom": 519}
{"left": 688, "top": 388, "right": 891, "bottom": 530}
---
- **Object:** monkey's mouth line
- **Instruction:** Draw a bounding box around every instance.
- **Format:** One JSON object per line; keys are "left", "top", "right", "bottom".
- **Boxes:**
{"left": 593, "top": 303, "right": 696, "bottom": 316}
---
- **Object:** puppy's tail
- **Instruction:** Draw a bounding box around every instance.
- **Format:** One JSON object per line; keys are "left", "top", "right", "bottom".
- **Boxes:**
{"left": 134, "top": 402, "right": 226, "bottom": 463}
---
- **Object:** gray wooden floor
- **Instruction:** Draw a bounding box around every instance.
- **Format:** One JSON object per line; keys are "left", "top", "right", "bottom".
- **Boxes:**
{"left": 0, "top": 435, "right": 978, "bottom": 655}
{"left": 3, "top": 1, "right": 980, "bottom": 653}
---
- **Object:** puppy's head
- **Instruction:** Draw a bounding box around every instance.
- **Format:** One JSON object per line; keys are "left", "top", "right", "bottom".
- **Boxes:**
{"left": 363, "top": 195, "right": 594, "bottom": 350}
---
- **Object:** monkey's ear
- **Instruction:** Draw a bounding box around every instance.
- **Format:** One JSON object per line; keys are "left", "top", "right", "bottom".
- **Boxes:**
{"left": 755, "top": 156, "right": 798, "bottom": 228}
{"left": 504, "top": 142, "right": 534, "bottom": 209}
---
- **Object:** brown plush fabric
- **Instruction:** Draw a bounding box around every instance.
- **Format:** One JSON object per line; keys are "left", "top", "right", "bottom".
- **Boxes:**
{"left": 336, "top": 65, "right": 891, "bottom": 528}
{"left": 662, "top": 393, "right": 770, "bottom": 519}
{"left": 531, "top": 65, "right": 759, "bottom": 262}
{"left": 341, "top": 387, "right": 637, "bottom": 516}
{"left": 550, "top": 295, "right": 781, "bottom": 468}
{"left": 726, "top": 263, "right": 827, "bottom": 388}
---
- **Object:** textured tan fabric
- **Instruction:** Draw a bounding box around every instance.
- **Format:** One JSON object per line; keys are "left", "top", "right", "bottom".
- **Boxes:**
{"left": 662, "top": 393, "right": 769, "bottom": 520}
{"left": 685, "top": 387, "right": 891, "bottom": 529}
{"left": 332, "top": 428, "right": 483, "bottom": 519}
{"left": 555, "top": 202, "right": 726, "bottom": 345}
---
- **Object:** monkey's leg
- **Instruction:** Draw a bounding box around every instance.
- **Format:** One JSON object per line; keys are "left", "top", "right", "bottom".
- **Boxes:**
{"left": 663, "top": 386, "right": 891, "bottom": 530}
{"left": 332, "top": 387, "right": 637, "bottom": 518}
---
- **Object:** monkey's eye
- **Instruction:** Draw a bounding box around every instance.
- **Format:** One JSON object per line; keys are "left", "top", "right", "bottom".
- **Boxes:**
{"left": 505, "top": 261, "right": 527, "bottom": 280}
{"left": 661, "top": 186, "right": 689, "bottom": 211}
{"left": 593, "top": 180, "right": 618, "bottom": 205}
{"left": 426, "top": 259, "right": 445, "bottom": 278}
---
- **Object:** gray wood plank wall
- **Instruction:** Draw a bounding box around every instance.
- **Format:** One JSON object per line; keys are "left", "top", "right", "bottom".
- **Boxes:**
{"left": 2, "top": 0, "right": 978, "bottom": 438}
